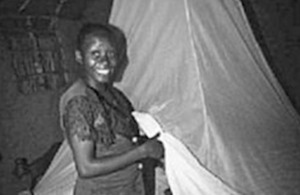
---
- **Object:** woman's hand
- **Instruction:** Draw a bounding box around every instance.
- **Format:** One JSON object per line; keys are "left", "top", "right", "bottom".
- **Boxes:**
{"left": 140, "top": 134, "right": 164, "bottom": 159}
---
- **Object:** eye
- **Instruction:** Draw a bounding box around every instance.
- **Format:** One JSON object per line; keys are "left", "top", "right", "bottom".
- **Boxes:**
{"left": 91, "top": 51, "right": 101, "bottom": 58}
{"left": 107, "top": 50, "right": 116, "bottom": 59}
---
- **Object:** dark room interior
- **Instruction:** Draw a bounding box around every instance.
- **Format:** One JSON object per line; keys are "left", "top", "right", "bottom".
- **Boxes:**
{"left": 0, "top": 0, "right": 299, "bottom": 194}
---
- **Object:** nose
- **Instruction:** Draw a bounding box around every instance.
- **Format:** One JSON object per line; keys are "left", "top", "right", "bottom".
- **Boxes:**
{"left": 95, "top": 54, "right": 109, "bottom": 67}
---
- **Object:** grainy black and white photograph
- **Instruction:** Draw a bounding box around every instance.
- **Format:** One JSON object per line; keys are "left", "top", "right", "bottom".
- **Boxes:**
{"left": 0, "top": 0, "right": 299, "bottom": 195}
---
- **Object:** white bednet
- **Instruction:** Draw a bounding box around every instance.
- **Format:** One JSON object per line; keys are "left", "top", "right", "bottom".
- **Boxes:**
{"left": 33, "top": 0, "right": 300, "bottom": 194}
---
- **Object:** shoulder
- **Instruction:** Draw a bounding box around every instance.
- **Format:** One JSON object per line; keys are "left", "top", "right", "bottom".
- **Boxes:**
{"left": 65, "top": 95, "right": 90, "bottom": 112}
{"left": 60, "top": 79, "right": 88, "bottom": 112}
{"left": 62, "top": 79, "right": 87, "bottom": 98}
{"left": 63, "top": 95, "right": 92, "bottom": 126}
{"left": 62, "top": 80, "right": 101, "bottom": 112}
{"left": 112, "top": 86, "right": 128, "bottom": 98}
{"left": 62, "top": 95, "right": 96, "bottom": 141}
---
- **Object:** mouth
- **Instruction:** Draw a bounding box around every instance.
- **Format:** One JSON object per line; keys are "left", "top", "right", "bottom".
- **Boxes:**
{"left": 95, "top": 68, "right": 110, "bottom": 75}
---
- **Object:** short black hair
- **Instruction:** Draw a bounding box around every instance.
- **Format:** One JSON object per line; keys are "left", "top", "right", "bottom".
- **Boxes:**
{"left": 76, "top": 23, "right": 127, "bottom": 62}
{"left": 76, "top": 23, "right": 116, "bottom": 51}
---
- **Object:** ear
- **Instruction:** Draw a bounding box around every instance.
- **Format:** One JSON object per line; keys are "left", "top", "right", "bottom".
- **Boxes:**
{"left": 75, "top": 50, "right": 83, "bottom": 64}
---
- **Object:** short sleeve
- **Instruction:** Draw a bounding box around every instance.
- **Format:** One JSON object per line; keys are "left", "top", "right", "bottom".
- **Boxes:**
{"left": 63, "top": 96, "right": 96, "bottom": 141}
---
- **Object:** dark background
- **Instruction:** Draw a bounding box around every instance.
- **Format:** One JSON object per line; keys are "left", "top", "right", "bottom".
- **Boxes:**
{"left": 0, "top": 0, "right": 299, "bottom": 194}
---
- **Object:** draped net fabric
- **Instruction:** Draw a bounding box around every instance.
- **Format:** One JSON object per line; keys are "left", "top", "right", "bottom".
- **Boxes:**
{"left": 132, "top": 111, "right": 240, "bottom": 195}
{"left": 33, "top": 0, "right": 300, "bottom": 194}
{"left": 110, "top": 0, "right": 300, "bottom": 194}
{"left": 34, "top": 140, "right": 76, "bottom": 195}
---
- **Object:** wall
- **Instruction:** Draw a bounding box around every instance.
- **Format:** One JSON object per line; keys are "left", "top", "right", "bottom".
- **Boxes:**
{"left": 0, "top": 19, "right": 80, "bottom": 195}
{"left": 244, "top": 0, "right": 300, "bottom": 112}
{"left": 0, "top": 1, "right": 112, "bottom": 194}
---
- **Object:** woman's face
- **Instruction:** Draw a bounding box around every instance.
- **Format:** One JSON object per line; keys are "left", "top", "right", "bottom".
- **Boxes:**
{"left": 79, "top": 34, "right": 117, "bottom": 84}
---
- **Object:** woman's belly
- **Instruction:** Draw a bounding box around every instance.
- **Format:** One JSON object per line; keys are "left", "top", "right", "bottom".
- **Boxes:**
{"left": 76, "top": 134, "right": 142, "bottom": 191}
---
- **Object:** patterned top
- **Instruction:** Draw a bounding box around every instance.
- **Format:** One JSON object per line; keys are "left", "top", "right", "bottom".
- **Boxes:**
{"left": 63, "top": 84, "right": 140, "bottom": 147}
{"left": 61, "top": 81, "right": 144, "bottom": 195}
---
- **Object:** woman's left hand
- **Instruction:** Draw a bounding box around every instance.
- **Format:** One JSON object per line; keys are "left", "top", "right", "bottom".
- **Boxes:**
{"left": 140, "top": 134, "right": 164, "bottom": 159}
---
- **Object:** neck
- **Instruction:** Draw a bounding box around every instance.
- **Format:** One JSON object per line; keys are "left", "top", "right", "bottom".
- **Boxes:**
{"left": 82, "top": 75, "right": 112, "bottom": 92}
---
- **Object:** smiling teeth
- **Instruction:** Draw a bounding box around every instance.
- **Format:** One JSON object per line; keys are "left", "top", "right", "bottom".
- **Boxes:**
{"left": 96, "top": 69, "right": 110, "bottom": 74}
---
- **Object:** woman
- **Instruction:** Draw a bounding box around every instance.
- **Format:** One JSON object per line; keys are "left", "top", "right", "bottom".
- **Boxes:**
{"left": 60, "top": 23, "right": 164, "bottom": 195}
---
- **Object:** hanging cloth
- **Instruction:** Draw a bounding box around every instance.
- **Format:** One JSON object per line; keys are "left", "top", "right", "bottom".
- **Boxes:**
{"left": 133, "top": 111, "right": 240, "bottom": 195}
{"left": 110, "top": 0, "right": 300, "bottom": 194}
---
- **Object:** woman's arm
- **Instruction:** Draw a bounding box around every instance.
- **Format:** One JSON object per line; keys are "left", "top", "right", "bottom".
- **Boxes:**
{"left": 69, "top": 133, "right": 163, "bottom": 178}
{"left": 63, "top": 96, "right": 163, "bottom": 178}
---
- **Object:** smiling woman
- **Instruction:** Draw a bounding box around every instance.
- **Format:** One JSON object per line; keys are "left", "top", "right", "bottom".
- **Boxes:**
{"left": 75, "top": 24, "right": 118, "bottom": 84}
{"left": 59, "top": 23, "right": 164, "bottom": 195}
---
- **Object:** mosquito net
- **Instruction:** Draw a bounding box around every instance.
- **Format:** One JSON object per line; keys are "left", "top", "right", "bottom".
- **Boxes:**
{"left": 110, "top": 0, "right": 300, "bottom": 194}
{"left": 33, "top": 0, "right": 300, "bottom": 194}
